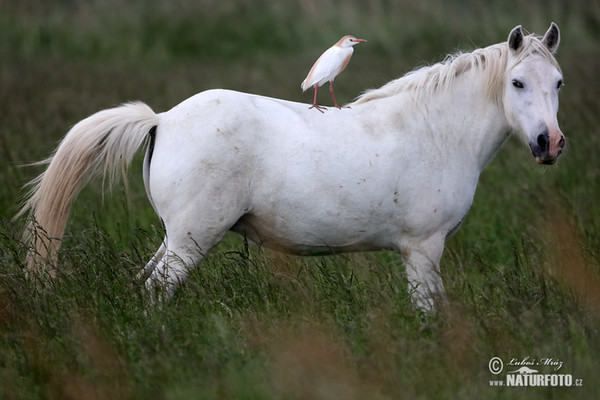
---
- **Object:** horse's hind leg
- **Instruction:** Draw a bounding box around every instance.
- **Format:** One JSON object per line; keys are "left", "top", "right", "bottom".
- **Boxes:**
{"left": 137, "top": 237, "right": 167, "bottom": 282}
{"left": 143, "top": 225, "right": 231, "bottom": 300}
{"left": 143, "top": 162, "right": 249, "bottom": 300}
{"left": 145, "top": 250, "right": 197, "bottom": 300}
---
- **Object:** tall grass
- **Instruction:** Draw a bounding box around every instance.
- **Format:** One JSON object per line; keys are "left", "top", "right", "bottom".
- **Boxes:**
{"left": 1, "top": 0, "right": 600, "bottom": 398}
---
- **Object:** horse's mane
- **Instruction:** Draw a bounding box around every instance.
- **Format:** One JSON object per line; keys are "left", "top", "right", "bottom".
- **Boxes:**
{"left": 351, "top": 33, "right": 561, "bottom": 106}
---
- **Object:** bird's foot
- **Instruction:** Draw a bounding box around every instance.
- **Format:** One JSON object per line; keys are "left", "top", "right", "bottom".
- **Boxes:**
{"left": 309, "top": 104, "right": 327, "bottom": 113}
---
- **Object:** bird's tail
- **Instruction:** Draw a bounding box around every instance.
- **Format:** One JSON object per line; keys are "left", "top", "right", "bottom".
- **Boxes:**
{"left": 301, "top": 78, "right": 310, "bottom": 92}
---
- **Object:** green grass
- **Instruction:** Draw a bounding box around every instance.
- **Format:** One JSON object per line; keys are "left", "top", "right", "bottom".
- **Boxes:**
{"left": 1, "top": 0, "right": 600, "bottom": 398}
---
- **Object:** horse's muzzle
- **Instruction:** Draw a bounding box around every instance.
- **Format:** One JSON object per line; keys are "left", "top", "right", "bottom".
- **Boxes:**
{"left": 530, "top": 130, "right": 565, "bottom": 165}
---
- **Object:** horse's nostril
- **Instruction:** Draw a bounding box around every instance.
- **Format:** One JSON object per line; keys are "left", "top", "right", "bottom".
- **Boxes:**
{"left": 558, "top": 136, "right": 566, "bottom": 149}
{"left": 537, "top": 133, "right": 549, "bottom": 150}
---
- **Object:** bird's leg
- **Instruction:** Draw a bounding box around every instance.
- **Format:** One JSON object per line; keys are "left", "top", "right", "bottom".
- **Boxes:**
{"left": 329, "top": 82, "right": 341, "bottom": 109}
{"left": 308, "top": 86, "right": 327, "bottom": 113}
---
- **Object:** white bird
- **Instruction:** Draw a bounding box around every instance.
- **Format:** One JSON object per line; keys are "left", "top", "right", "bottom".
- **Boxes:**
{"left": 301, "top": 35, "right": 366, "bottom": 112}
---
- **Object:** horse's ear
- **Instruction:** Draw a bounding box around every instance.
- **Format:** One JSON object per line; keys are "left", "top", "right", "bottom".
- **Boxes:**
{"left": 542, "top": 22, "right": 560, "bottom": 54}
{"left": 508, "top": 25, "right": 524, "bottom": 54}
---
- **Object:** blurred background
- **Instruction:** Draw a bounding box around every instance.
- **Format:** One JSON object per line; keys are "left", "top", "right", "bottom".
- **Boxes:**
{"left": 1, "top": 1, "right": 600, "bottom": 398}
{"left": 2, "top": 0, "right": 598, "bottom": 261}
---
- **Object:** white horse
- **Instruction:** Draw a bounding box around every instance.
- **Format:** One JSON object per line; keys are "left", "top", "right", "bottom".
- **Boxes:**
{"left": 18, "top": 23, "right": 565, "bottom": 310}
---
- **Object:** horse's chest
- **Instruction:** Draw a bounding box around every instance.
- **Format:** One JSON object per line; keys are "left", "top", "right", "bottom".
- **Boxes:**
{"left": 401, "top": 173, "right": 477, "bottom": 238}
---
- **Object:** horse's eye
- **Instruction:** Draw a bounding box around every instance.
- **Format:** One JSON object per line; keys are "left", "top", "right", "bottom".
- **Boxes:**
{"left": 557, "top": 79, "right": 564, "bottom": 90}
{"left": 512, "top": 79, "right": 524, "bottom": 89}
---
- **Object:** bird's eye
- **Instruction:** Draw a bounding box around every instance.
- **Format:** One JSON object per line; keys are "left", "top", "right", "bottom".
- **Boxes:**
{"left": 512, "top": 79, "right": 524, "bottom": 89}
{"left": 557, "top": 79, "right": 564, "bottom": 90}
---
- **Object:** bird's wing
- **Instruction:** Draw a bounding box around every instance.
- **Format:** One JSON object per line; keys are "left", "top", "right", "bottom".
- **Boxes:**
{"left": 302, "top": 48, "right": 334, "bottom": 91}
{"left": 301, "top": 47, "right": 352, "bottom": 91}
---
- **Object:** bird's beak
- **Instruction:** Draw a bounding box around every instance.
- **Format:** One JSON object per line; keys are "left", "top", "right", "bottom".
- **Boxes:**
{"left": 352, "top": 38, "right": 367, "bottom": 43}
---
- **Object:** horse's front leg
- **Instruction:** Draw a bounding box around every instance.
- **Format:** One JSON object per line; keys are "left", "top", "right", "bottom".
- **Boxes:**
{"left": 402, "top": 237, "right": 447, "bottom": 311}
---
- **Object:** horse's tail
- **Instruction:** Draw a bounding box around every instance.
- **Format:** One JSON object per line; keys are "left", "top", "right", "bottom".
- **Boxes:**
{"left": 15, "top": 102, "right": 159, "bottom": 273}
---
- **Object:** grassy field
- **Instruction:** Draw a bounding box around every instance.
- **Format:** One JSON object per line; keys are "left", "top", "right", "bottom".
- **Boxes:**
{"left": 1, "top": 0, "right": 600, "bottom": 398}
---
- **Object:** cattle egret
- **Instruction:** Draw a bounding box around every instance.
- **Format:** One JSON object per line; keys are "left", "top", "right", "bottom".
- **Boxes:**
{"left": 301, "top": 35, "right": 367, "bottom": 112}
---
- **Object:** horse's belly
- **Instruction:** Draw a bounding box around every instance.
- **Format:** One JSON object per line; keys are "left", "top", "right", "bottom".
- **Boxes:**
{"left": 230, "top": 214, "right": 390, "bottom": 256}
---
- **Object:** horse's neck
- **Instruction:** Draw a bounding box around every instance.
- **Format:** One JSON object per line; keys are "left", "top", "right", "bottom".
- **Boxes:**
{"left": 413, "top": 75, "right": 509, "bottom": 171}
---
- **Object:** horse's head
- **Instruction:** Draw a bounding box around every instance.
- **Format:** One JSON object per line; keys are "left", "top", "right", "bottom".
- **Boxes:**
{"left": 503, "top": 23, "right": 565, "bottom": 165}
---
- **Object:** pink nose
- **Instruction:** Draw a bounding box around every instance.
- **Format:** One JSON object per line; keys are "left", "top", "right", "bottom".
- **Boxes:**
{"left": 531, "top": 128, "right": 565, "bottom": 165}
{"left": 549, "top": 130, "right": 566, "bottom": 158}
